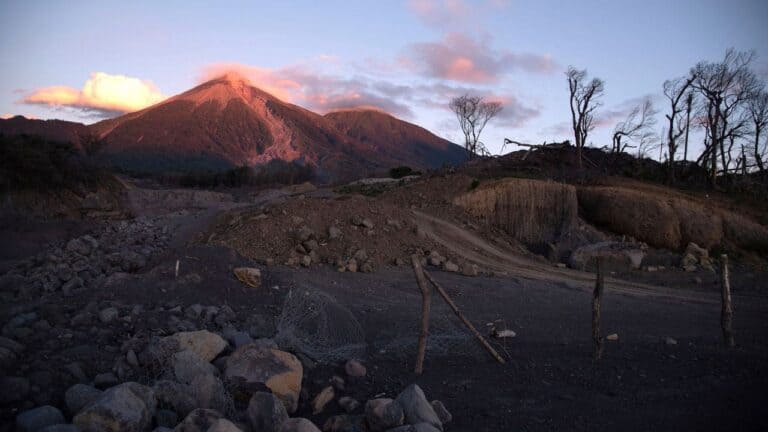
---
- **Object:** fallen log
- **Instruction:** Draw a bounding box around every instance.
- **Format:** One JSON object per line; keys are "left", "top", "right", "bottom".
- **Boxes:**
{"left": 422, "top": 269, "right": 506, "bottom": 364}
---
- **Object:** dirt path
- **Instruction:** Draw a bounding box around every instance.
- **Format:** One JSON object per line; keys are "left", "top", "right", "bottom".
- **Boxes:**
{"left": 412, "top": 210, "right": 724, "bottom": 304}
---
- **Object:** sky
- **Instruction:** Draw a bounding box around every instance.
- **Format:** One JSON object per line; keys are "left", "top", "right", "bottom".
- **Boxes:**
{"left": 1, "top": 0, "right": 767, "bottom": 156}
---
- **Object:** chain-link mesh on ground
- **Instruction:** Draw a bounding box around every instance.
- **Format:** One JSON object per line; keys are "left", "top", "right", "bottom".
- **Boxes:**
{"left": 274, "top": 289, "right": 367, "bottom": 364}
{"left": 375, "top": 297, "right": 486, "bottom": 360}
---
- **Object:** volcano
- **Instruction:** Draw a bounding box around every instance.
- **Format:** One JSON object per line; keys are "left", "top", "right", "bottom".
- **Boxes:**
{"left": 87, "top": 73, "right": 466, "bottom": 182}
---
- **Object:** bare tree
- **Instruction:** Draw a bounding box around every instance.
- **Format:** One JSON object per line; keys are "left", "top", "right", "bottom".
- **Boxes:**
{"left": 692, "top": 49, "right": 759, "bottom": 186}
{"left": 612, "top": 98, "right": 657, "bottom": 154}
{"left": 567, "top": 67, "right": 605, "bottom": 168}
{"left": 682, "top": 91, "right": 694, "bottom": 162}
{"left": 663, "top": 74, "right": 696, "bottom": 182}
{"left": 747, "top": 86, "right": 768, "bottom": 172}
{"left": 449, "top": 94, "right": 503, "bottom": 159}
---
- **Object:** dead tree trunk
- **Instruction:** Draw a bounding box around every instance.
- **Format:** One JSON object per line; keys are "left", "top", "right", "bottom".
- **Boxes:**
{"left": 720, "top": 254, "right": 735, "bottom": 348}
{"left": 592, "top": 257, "right": 605, "bottom": 360}
{"left": 422, "top": 269, "right": 506, "bottom": 364}
{"left": 411, "top": 255, "right": 431, "bottom": 374}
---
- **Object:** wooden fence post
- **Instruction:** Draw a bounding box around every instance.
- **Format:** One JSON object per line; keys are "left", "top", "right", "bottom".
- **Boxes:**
{"left": 592, "top": 257, "right": 604, "bottom": 360}
{"left": 720, "top": 254, "right": 735, "bottom": 348}
{"left": 411, "top": 255, "right": 431, "bottom": 374}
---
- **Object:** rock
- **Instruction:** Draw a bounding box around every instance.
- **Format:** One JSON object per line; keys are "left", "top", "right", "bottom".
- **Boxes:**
{"left": 234, "top": 268, "right": 262, "bottom": 289}
{"left": 94, "top": 372, "right": 119, "bottom": 389}
{"left": 328, "top": 227, "right": 342, "bottom": 240}
{"left": 247, "top": 391, "right": 288, "bottom": 432}
{"left": 346, "top": 259, "right": 358, "bottom": 273}
{"left": 126, "top": 350, "right": 139, "bottom": 367}
{"left": 329, "top": 375, "right": 345, "bottom": 391}
{"left": 322, "top": 415, "right": 366, "bottom": 432}
{"left": 338, "top": 396, "right": 360, "bottom": 413}
{"left": 569, "top": 242, "right": 645, "bottom": 272}
{"left": 153, "top": 380, "right": 197, "bottom": 418}
{"left": 65, "top": 384, "right": 103, "bottom": 415}
{"left": 120, "top": 251, "right": 146, "bottom": 272}
{"left": 67, "top": 238, "right": 92, "bottom": 256}
{"left": 73, "top": 383, "right": 157, "bottom": 432}
{"left": 606, "top": 333, "right": 619, "bottom": 341}
{"left": 185, "top": 305, "right": 204, "bottom": 320}
{"left": 224, "top": 345, "right": 303, "bottom": 413}
{"left": 99, "top": 307, "right": 119, "bottom": 323}
{"left": 430, "top": 401, "right": 452, "bottom": 425}
{"left": 460, "top": 264, "right": 479, "bottom": 277}
{"left": 173, "top": 408, "right": 223, "bottom": 432}
{"left": 39, "top": 425, "right": 82, "bottom": 432}
{"left": 682, "top": 242, "right": 714, "bottom": 272}
{"left": 300, "top": 255, "right": 312, "bottom": 268}
{"left": 172, "top": 350, "right": 218, "bottom": 385}
{"left": 303, "top": 240, "right": 319, "bottom": 252}
{"left": 154, "top": 409, "right": 179, "bottom": 429}
{"left": 311, "top": 386, "right": 334, "bottom": 414}
{"left": 492, "top": 329, "right": 516, "bottom": 338}
{"left": 365, "top": 398, "right": 404, "bottom": 432}
{"left": 344, "top": 359, "right": 366, "bottom": 378}
{"left": 296, "top": 226, "right": 314, "bottom": 242}
{"left": 191, "top": 374, "right": 228, "bottom": 412}
{"left": 665, "top": 337, "right": 678, "bottom": 346}
{"left": 0, "top": 376, "right": 30, "bottom": 403}
{"left": 207, "top": 419, "right": 243, "bottom": 432}
{"left": 394, "top": 385, "right": 442, "bottom": 431}
{"left": 168, "top": 331, "right": 228, "bottom": 362}
{"left": 442, "top": 261, "right": 459, "bottom": 273}
{"left": 279, "top": 418, "right": 320, "bottom": 432}
{"left": 16, "top": 405, "right": 66, "bottom": 432}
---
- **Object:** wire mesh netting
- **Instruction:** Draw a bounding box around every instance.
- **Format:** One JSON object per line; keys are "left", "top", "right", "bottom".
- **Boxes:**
{"left": 274, "top": 289, "right": 367, "bottom": 364}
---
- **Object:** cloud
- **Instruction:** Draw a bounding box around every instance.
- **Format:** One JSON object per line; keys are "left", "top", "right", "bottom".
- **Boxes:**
{"left": 403, "top": 33, "right": 556, "bottom": 83}
{"left": 1, "top": 113, "right": 13, "bottom": 119}
{"left": 22, "top": 72, "right": 167, "bottom": 116}
{"left": 407, "top": 0, "right": 509, "bottom": 30}
{"left": 199, "top": 63, "right": 414, "bottom": 118}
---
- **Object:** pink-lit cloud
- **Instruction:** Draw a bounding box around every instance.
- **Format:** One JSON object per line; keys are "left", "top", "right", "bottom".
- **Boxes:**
{"left": 198, "top": 63, "right": 415, "bottom": 118}
{"left": 1, "top": 113, "right": 14, "bottom": 119}
{"left": 403, "top": 33, "right": 556, "bottom": 83}
{"left": 407, "top": 0, "right": 509, "bottom": 30}
{"left": 22, "top": 72, "right": 167, "bottom": 116}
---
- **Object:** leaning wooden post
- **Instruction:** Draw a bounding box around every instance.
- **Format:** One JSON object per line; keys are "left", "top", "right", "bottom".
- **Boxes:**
{"left": 592, "top": 257, "right": 604, "bottom": 360}
{"left": 422, "top": 269, "right": 506, "bottom": 364}
{"left": 411, "top": 255, "right": 431, "bottom": 375}
{"left": 720, "top": 254, "right": 735, "bottom": 348}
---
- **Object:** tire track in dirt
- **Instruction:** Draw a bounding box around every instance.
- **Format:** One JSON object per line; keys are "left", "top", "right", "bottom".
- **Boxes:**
{"left": 412, "top": 210, "right": 722, "bottom": 304}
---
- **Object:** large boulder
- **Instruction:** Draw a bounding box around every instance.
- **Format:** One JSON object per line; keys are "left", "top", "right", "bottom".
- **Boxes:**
{"left": 394, "top": 385, "right": 442, "bottom": 431}
{"left": 190, "top": 374, "right": 229, "bottom": 412}
{"left": 224, "top": 345, "right": 303, "bottom": 413}
{"left": 207, "top": 419, "right": 243, "bottom": 432}
{"left": 73, "top": 382, "right": 157, "bottom": 432}
{"left": 167, "top": 331, "right": 228, "bottom": 362}
{"left": 171, "top": 350, "right": 218, "bottom": 385}
{"left": 16, "top": 405, "right": 65, "bottom": 432}
{"left": 247, "top": 392, "right": 288, "bottom": 432}
{"left": 152, "top": 380, "right": 197, "bottom": 418}
{"left": 64, "top": 384, "right": 103, "bottom": 415}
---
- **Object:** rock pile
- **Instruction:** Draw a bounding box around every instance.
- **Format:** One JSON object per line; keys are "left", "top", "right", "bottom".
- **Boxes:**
{"left": 12, "top": 326, "right": 452, "bottom": 432}
{"left": 0, "top": 217, "right": 169, "bottom": 301}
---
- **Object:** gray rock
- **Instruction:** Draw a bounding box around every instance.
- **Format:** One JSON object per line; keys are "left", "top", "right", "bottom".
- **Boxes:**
{"left": 207, "top": 419, "right": 243, "bottom": 432}
{"left": 430, "top": 401, "right": 452, "bottom": 425}
{"left": 365, "top": 398, "right": 404, "bottom": 432}
{"left": 190, "top": 374, "right": 228, "bottom": 412}
{"left": 279, "top": 418, "right": 321, "bottom": 432}
{"left": 120, "top": 250, "right": 146, "bottom": 272}
{"left": 173, "top": 408, "right": 223, "bottom": 432}
{"left": 16, "top": 405, "right": 66, "bottom": 432}
{"left": 93, "top": 372, "right": 119, "bottom": 389}
{"left": 442, "top": 261, "right": 459, "bottom": 273}
{"left": 394, "top": 385, "right": 442, "bottom": 431}
{"left": 344, "top": 359, "right": 366, "bottom": 378}
{"left": 321, "top": 415, "right": 366, "bottom": 432}
{"left": 73, "top": 382, "right": 157, "bottom": 432}
{"left": 98, "top": 307, "right": 119, "bottom": 323}
{"left": 154, "top": 409, "right": 179, "bottom": 428}
{"left": 39, "top": 425, "right": 82, "bottom": 432}
{"left": 328, "top": 227, "right": 342, "bottom": 239}
{"left": 247, "top": 392, "right": 288, "bottom": 432}
{"left": 0, "top": 376, "right": 30, "bottom": 403}
{"left": 65, "top": 384, "right": 103, "bottom": 415}
{"left": 67, "top": 238, "right": 92, "bottom": 256}
{"left": 338, "top": 396, "right": 360, "bottom": 413}
{"left": 153, "top": 380, "right": 196, "bottom": 418}
{"left": 172, "top": 350, "right": 218, "bottom": 385}
{"left": 224, "top": 345, "right": 303, "bottom": 413}
{"left": 166, "top": 330, "right": 228, "bottom": 362}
